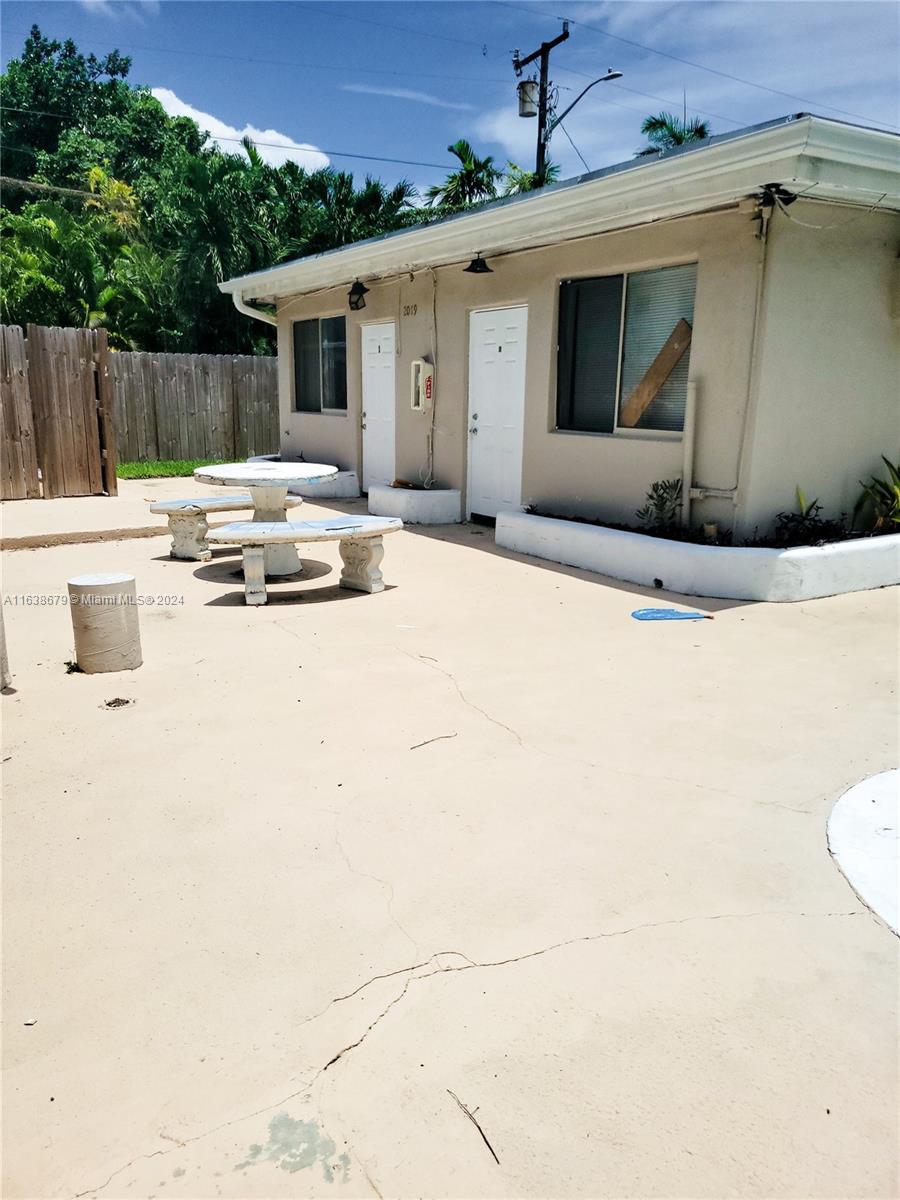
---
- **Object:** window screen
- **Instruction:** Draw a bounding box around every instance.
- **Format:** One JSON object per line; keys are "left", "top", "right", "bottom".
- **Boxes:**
{"left": 556, "top": 263, "right": 697, "bottom": 435}
{"left": 320, "top": 316, "right": 347, "bottom": 410}
{"left": 293, "top": 316, "right": 347, "bottom": 412}
{"left": 557, "top": 276, "right": 623, "bottom": 433}
{"left": 619, "top": 263, "right": 696, "bottom": 432}
{"left": 293, "top": 319, "right": 321, "bottom": 413}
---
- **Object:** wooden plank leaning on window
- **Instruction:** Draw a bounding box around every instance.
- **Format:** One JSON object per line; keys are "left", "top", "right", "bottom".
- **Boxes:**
{"left": 618, "top": 318, "right": 692, "bottom": 429}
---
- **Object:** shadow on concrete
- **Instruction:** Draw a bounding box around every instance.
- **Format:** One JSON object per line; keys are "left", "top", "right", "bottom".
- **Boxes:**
{"left": 192, "top": 556, "right": 334, "bottom": 587}
{"left": 203, "top": 583, "right": 395, "bottom": 608}
{"left": 296, "top": 496, "right": 753, "bottom": 615}
{"left": 151, "top": 546, "right": 241, "bottom": 565}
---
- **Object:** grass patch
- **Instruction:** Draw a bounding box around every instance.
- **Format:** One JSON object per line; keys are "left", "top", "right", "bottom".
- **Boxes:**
{"left": 117, "top": 459, "right": 225, "bottom": 479}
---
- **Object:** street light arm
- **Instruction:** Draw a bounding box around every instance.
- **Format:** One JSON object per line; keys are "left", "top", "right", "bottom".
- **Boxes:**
{"left": 547, "top": 71, "right": 623, "bottom": 135}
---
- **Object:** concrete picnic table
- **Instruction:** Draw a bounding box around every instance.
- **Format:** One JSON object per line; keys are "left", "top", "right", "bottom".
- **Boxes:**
{"left": 194, "top": 461, "right": 337, "bottom": 576}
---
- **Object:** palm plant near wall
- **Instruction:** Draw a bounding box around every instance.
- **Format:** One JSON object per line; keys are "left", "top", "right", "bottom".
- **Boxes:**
{"left": 853, "top": 457, "right": 900, "bottom": 530}
{"left": 636, "top": 112, "right": 711, "bottom": 156}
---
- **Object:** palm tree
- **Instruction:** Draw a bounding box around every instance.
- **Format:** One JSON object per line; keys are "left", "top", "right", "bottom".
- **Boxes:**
{"left": 502, "top": 160, "right": 561, "bottom": 196}
{"left": 636, "top": 112, "right": 711, "bottom": 157}
{"left": 295, "top": 170, "right": 417, "bottom": 254}
{"left": 0, "top": 201, "right": 117, "bottom": 330}
{"left": 427, "top": 139, "right": 500, "bottom": 209}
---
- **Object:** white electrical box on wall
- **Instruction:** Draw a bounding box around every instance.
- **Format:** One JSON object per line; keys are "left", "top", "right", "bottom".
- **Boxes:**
{"left": 410, "top": 359, "right": 434, "bottom": 411}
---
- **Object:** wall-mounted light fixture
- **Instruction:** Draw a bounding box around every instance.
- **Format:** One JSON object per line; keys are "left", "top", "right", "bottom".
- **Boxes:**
{"left": 348, "top": 279, "right": 369, "bottom": 310}
{"left": 463, "top": 254, "right": 493, "bottom": 275}
{"left": 761, "top": 183, "right": 798, "bottom": 208}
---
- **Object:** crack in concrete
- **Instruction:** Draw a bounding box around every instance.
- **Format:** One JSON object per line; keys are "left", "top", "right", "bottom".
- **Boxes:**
{"left": 755, "top": 799, "right": 815, "bottom": 815}
{"left": 398, "top": 648, "right": 767, "bottom": 811}
{"left": 302, "top": 911, "right": 870, "bottom": 1093}
{"left": 401, "top": 650, "right": 523, "bottom": 746}
{"left": 315, "top": 908, "right": 868, "bottom": 1039}
{"left": 73, "top": 908, "right": 865, "bottom": 1197}
{"left": 323, "top": 976, "right": 413, "bottom": 1071}
{"left": 330, "top": 815, "right": 420, "bottom": 956}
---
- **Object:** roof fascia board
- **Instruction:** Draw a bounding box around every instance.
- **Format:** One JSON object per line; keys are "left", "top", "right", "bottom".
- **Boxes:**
{"left": 222, "top": 119, "right": 898, "bottom": 302}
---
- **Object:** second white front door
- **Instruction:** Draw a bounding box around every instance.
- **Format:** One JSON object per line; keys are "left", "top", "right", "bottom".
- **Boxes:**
{"left": 361, "top": 322, "right": 396, "bottom": 492}
{"left": 467, "top": 305, "right": 528, "bottom": 518}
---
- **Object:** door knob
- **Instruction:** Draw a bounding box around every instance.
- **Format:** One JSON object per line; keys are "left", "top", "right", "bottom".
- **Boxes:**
{"left": 469, "top": 427, "right": 478, "bottom": 434}
{"left": 361, "top": 423, "right": 367, "bottom": 430}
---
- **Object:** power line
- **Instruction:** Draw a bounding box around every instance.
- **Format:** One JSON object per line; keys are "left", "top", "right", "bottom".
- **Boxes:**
{"left": 495, "top": 0, "right": 900, "bottom": 131}
{"left": 0, "top": 106, "right": 451, "bottom": 171}
{"left": 609, "top": 81, "right": 742, "bottom": 127}
{"left": 557, "top": 121, "right": 590, "bottom": 172}
{"left": 299, "top": 4, "right": 492, "bottom": 52}
{"left": 0, "top": 27, "right": 511, "bottom": 87}
{"left": 0, "top": 22, "right": 746, "bottom": 137}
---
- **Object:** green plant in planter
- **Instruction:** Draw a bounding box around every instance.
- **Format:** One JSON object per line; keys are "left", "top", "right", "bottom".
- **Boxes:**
{"left": 636, "top": 478, "right": 683, "bottom": 529}
{"left": 853, "top": 457, "right": 900, "bottom": 531}
{"left": 773, "top": 486, "right": 846, "bottom": 547}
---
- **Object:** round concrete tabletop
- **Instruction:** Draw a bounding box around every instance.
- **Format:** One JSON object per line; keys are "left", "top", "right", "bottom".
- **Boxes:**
{"left": 194, "top": 462, "right": 338, "bottom": 488}
{"left": 206, "top": 516, "right": 402, "bottom": 544}
{"left": 827, "top": 769, "right": 898, "bottom": 934}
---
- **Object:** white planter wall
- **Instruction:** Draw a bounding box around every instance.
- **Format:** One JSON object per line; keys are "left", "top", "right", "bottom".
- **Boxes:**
{"left": 368, "top": 485, "right": 462, "bottom": 524}
{"left": 495, "top": 510, "right": 900, "bottom": 602}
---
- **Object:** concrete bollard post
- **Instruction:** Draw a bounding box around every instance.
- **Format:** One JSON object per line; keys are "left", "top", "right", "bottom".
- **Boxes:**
{"left": 67, "top": 573, "right": 142, "bottom": 674}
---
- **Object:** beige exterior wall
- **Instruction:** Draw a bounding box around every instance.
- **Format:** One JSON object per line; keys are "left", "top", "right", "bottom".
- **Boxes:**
{"left": 735, "top": 203, "right": 900, "bottom": 535}
{"left": 274, "top": 202, "right": 899, "bottom": 533}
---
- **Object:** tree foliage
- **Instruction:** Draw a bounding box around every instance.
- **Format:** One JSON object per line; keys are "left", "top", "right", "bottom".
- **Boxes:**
{"left": 636, "top": 112, "right": 712, "bottom": 157}
{"left": 1, "top": 26, "right": 425, "bottom": 353}
{"left": 2, "top": 26, "right": 648, "bottom": 353}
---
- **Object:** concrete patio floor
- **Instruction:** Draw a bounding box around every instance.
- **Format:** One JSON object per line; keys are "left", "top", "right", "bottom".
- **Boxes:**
{"left": 2, "top": 484, "right": 898, "bottom": 1199}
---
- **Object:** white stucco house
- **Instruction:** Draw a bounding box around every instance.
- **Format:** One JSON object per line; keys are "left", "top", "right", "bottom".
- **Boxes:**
{"left": 220, "top": 114, "right": 899, "bottom": 538}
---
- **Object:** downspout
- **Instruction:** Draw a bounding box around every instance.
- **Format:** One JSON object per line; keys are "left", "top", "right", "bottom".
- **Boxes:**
{"left": 689, "top": 198, "right": 773, "bottom": 512}
{"left": 730, "top": 202, "right": 774, "bottom": 525}
{"left": 230, "top": 292, "right": 277, "bottom": 326}
{"left": 680, "top": 381, "right": 697, "bottom": 526}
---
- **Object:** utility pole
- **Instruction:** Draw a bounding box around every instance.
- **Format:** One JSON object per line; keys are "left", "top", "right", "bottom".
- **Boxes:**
{"left": 513, "top": 21, "right": 569, "bottom": 181}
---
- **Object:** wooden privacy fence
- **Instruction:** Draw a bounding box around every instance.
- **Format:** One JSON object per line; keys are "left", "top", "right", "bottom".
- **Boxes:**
{"left": 1, "top": 324, "right": 117, "bottom": 500}
{"left": 111, "top": 351, "right": 278, "bottom": 464}
{"left": 0, "top": 325, "right": 279, "bottom": 500}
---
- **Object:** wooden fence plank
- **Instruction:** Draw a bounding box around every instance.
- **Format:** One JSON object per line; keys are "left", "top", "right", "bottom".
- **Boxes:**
{"left": 95, "top": 329, "right": 117, "bottom": 495}
{"left": 0, "top": 325, "right": 39, "bottom": 499}
{"left": 27, "top": 324, "right": 60, "bottom": 498}
{"left": 77, "top": 329, "right": 104, "bottom": 494}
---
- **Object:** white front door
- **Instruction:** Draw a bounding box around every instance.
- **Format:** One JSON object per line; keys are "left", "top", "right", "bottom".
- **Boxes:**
{"left": 467, "top": 306, "right": 528, "bottom": 518}
{"left": 361, "top": 322, "right": 396, "bottom": 492}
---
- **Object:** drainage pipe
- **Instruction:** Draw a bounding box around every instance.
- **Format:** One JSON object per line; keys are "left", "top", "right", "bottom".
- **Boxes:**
{"left": 230, "top": 293, "right": 277, "bottom": 326}
{"left": 681, "top": 381, "right": 697, "bottom": 527}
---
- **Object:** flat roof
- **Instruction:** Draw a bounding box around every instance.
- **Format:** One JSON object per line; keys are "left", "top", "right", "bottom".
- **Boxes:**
{"left": 221, "top": 114, "right": 900, "bottom": 302}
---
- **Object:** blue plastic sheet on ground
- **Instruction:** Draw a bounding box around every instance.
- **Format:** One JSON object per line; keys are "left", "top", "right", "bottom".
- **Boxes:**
{"left": 631, "top": 608, "right": 712, "bottom": 621}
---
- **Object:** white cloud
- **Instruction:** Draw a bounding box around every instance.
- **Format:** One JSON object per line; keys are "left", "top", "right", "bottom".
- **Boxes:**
{"left": 78, "top": 0, "right": 160, "bottom": 21}
{"left": 341, "top": 84, "right": 474, "bottom": 112}
{"left": 151, "top": 88, "right": 330, "bottom": 170}
{"left": 477, "top": 1, "right": 899, "bottom": 179}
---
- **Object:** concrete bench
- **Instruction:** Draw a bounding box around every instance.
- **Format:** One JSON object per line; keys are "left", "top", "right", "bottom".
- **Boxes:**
{"left": 149, "top": 495, "right": 303, "bottom": 561}
{"left": 206, "top": 515, "right": 403, "bottom": 605}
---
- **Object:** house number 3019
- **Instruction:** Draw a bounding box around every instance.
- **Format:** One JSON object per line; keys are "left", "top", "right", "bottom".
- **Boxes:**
{"left": 402, "top": 304, "right": 418, "bottom": 317}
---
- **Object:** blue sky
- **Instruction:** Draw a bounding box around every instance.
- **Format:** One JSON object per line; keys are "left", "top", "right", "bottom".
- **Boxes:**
{"left": 3, "top": 1, "right": 898, "bottom": 195}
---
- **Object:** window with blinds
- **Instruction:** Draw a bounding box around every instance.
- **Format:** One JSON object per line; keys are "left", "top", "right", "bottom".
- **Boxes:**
{"left": 293, "top": 316, "right": 348, "bottom": 412}
{"left": 556, "top": 263, "right": 696, "bottom": 434}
